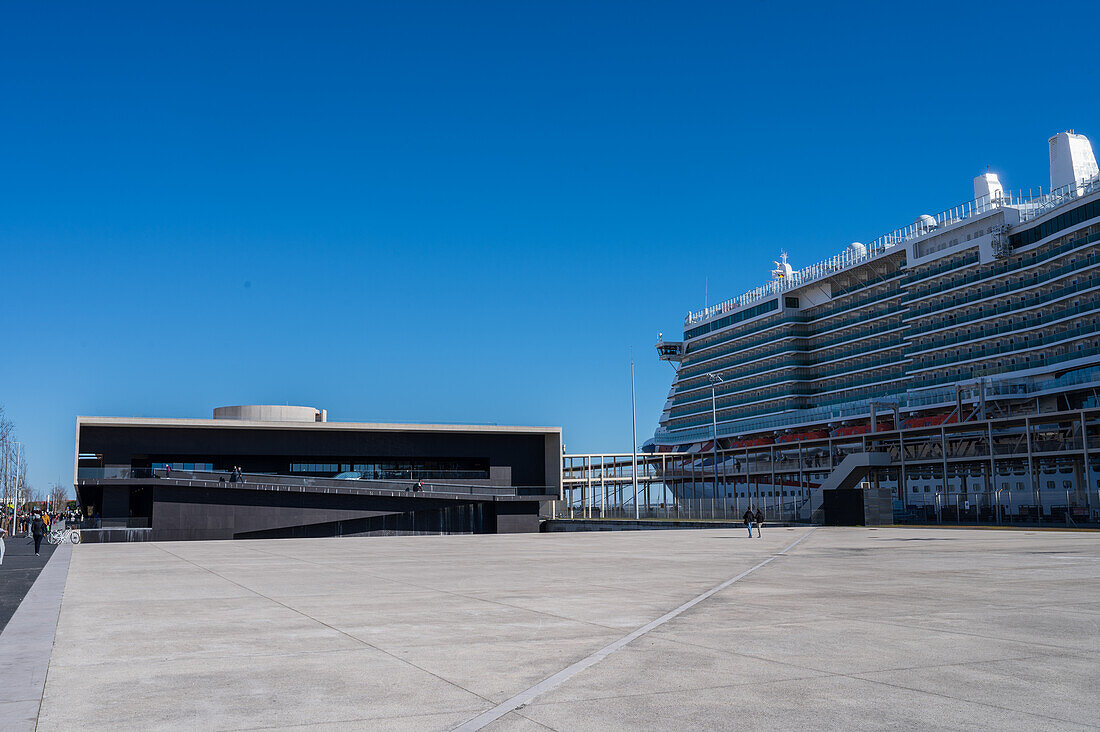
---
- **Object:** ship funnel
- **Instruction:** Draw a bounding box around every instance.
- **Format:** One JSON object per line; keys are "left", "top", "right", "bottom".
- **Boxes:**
{"left": 1049, "top": 131, "right": 1098, "bottom": 194}
{"left": 973, "top": 172, "right": 1003, "bottom": 202}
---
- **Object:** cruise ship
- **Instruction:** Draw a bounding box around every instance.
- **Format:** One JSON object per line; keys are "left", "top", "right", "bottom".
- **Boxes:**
{"left": 646, "top": 130, "right": 1100, "bottom": 523}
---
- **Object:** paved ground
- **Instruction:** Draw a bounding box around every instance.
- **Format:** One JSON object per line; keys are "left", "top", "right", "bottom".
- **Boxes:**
{"left": 0, "top": 543, "right": 71, "bottom": 730}
{"left": 0, "top": 534, "right": 56, "bottom": 632}
{"left": 35, "top": 527, "right": 1100, "bottom": 730}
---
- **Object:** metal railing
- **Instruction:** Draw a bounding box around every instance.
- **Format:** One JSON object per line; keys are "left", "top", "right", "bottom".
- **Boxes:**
{"left": 904, "top": 246, "right": 1100, "bottom": 305}
{"left": 1017, "top": 171, "right": 1100, "bottom": 222}
{"left": 685, "top": 173, "right": 1100, "bottom": 327}
{"left": 909, "top": 301, "right": 1100, "bottom": 356}
{"left": 75, "top": 468, "right": 554, "bottom": 499}
{"left": 672, "top": 355, "right": 910, "bottom": 414}
{"left": 907, "top": 276, "right": 1100, "bottom": 335}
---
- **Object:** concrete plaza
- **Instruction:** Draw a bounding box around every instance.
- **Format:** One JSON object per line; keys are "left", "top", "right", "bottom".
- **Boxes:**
{"left": 36, "top": 527, "right": 1100, "bottom": 730}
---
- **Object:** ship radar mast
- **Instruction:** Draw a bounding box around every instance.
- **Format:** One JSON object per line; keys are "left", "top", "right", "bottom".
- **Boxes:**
{"left": 771, "top": 251, "right": 793, "bottom": 280}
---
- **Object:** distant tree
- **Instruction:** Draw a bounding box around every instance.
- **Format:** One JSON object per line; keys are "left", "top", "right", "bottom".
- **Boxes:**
{"left": 21, "top": 486, "right": 42, "bottom": 510}
{"left": 49, "top": 483, "right": 69, "bottom": 512}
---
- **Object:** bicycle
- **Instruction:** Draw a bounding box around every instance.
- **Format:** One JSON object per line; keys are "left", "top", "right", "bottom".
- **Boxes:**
{"left": 46, "top": 528, "right": 82, "bottom": 545}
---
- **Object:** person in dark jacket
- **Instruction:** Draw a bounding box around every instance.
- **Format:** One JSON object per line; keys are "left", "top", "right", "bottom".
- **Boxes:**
{"left": 742, "top": 508, "right": 755, "bottom": 538}
{"left": 754, "top": 507, "right": 764, "bottom": 537}
{"left": 31, "top": 513, "right": 47, "bottom": 556}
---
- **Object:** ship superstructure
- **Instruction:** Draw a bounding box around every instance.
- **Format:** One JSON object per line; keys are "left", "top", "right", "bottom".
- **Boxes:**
{"left": 646, "top": 131, "right": 1100, "bottom": 522}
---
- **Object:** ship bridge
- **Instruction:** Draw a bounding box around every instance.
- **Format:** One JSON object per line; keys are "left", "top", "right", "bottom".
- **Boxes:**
{"left": 655, "top": 334, "right": 684, "bottom": 362}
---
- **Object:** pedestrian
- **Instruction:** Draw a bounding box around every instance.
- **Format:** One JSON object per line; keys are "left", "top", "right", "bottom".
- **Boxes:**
{"left": 743, "top": 507, "right": 755, "bottom": 538}
{"left": 414, "top": 479, "right": 423, "bottom": 493}
{"left": 236, "top": 466, "right": 245, "bottom": 484}
{"left": 164, "top": 463, "right": 172, "bottom": 477}
{"left": 31, "top": 512, "right": 47, "bottom": 556}
{"left": 754, "top": 507, "right": 764, "bottom": 538}
{"left": 0, "top": 525, "right": 6, "bottom": 565}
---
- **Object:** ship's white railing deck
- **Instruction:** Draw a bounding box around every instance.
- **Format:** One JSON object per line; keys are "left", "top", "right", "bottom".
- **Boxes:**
{"left": 686, "top": 172, "right": 1100, "bottom": 326}
{"left": 1017, "top": 171, "right": 1100, "bottom": 223}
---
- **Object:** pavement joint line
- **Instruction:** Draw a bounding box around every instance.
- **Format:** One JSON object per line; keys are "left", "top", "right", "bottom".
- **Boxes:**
{"left": 512, "top": 708, "right": 561, "bottom": 731}
{"left": 506, "top": 673, "right": 833, "bottom": 706}
{"left": 148, "top": 543, "right": 500, "bottom": 710}
{"left": 241, "top": 543, "right": 631, "bottom": 633}
{"left": 449, "top": 528, "right": 820, "bottom": 732}
{"left": 232, "top": 705, "right": 493, "bottom": 731}
{"left": 635, "top": 626, "right": 1059, "bottom": 680}
{"left": 660, "top": 612, "right": 1087, "bottom": 658}
{"left": 45, "top": 644, "right": 400, "bottom": 669}
{"left": 833, "top": 668, "right": 1098, "bottom": 729}
{"left": 517, "top": 668, "right": 1098, "bottom": 730}
{"left": 860, "top": 616, "right": 1099, "bottom": 655}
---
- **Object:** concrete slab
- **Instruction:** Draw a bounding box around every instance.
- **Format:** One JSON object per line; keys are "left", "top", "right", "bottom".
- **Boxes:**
{"left": 35, "top": 528, "right": 1100, "bottom": 731}
{"left": 0, "top": 535, "right": 57, "bottom": 632}
{"left": 0, "top": 543, "right": 71, "bottom": 732}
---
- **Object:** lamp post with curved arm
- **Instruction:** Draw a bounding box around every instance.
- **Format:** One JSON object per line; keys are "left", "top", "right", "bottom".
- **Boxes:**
{"left": 707, "top": 373, "right": 723, "bottom": 519}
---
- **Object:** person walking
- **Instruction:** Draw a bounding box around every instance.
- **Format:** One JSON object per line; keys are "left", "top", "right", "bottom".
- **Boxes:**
{"left": 31, "top": 512, "right": 47, "bottom": 556}
{"left": 754, "top": 507, "right": 764, "bottom": 538}
{"left": 743, "top": 507, "right": 755, "bottom": 538}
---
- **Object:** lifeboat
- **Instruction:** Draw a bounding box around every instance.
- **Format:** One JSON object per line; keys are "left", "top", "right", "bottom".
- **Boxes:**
{"left": 728, "top": 437, "right": 775, "bottom": 448}
{"left": 902, "top": 414, "right": 958, "bottom": 429}
{"left": 830, "top": 423, "right": 894, "bottom": 437}
{"left": 776, "top": 430, "right": 830, "bottom": 443}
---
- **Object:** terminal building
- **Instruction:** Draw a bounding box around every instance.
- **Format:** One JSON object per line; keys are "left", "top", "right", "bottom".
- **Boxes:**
{"left": 74, "top": 405, "right": 561, "bottom": 540}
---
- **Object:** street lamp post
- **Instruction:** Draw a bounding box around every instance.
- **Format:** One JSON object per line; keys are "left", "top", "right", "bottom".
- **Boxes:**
{"left": 631, "top": 351, "right": 639, "bottom": 521}
{"left": 707, "top": 373, "right": 723, "bottom": 519}
{"left": 8, "top": 442, "right": 23, "bottom": 536}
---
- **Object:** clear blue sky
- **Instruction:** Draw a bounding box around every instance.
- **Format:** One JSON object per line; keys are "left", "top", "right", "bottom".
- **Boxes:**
{"left": 2, "top": 1, "right": 1098, "bottom": 493}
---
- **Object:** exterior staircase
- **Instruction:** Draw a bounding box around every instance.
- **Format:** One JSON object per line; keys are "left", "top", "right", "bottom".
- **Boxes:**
{"left": 808, "top": 452, "right": 893, "bottom": 523}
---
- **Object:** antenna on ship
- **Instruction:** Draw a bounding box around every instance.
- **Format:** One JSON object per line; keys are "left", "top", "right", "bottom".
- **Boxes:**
{"left": 771, "top": 251, "right": 793, "bottom": 281}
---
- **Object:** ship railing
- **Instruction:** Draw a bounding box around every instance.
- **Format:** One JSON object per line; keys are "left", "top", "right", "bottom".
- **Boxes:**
{"left": 685, "top": 173, "right": 1100, "bottom": 326}
{"left": 1017, "top": 171, "right": 1100, "bottom": 223}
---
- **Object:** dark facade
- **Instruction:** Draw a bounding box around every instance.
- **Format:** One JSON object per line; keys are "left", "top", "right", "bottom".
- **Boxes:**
{"left": 74, "top": 416, "right": 561, "bottom": 541}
